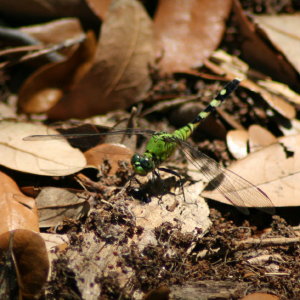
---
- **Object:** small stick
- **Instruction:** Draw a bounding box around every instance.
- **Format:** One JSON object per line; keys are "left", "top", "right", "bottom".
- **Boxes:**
{"left": 235, "top": 236, "right": 300, "bottom": 246}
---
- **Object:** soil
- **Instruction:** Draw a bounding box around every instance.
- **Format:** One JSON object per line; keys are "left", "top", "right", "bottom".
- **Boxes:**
{"left": 43, "top": 166, "right": 300, "bottom": 299}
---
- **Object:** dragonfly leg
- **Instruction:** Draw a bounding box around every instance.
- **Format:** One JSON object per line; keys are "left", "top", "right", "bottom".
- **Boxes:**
{"left": 128, "top": 173, "right": 141, "bottom": 188}
{"left": 152, "top": 170, "right": 166, "bottom": 205}
{"left": 127, "top": 173, "right": 153, "bottom": 203}
{"left": 158, "top": 167, "right": 181, "bottom": 178}
{"left": 158, "top": 167, "right": 187, "bottom": 203}
{"left": 130, "top": 169, "right": 186, "bottom": 204}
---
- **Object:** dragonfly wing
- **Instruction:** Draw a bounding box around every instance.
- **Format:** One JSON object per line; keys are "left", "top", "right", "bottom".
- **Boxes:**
{"left": 175, "top": 139, "right": 274, "bottom": 214}
{"left": 23, "top": 128, "right": 156, "bottom": 141}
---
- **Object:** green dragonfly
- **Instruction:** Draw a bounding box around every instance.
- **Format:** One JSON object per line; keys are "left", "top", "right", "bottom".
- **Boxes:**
{"left": 25, "top": 79, "right": 274, "bottom": 213}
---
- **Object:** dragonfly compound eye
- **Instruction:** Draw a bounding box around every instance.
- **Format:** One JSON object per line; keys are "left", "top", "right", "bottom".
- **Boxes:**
{"left": 140, "top": 157, "right": 154, "bottom": 171}
{"left": 131, "top": 154, "right": 154, "bottom": 175}
{"left": 131, "top": 154, "right": 140, "bottom": 166}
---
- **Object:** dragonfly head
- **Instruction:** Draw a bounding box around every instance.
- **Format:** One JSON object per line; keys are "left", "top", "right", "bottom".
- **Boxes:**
{"left": 131, "top": 153, "right": 155, "bottom": 176}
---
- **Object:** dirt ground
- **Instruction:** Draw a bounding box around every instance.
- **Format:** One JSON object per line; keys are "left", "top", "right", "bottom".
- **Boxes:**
{"left": 43, "top": 165, "right": 300, "bottom": 300}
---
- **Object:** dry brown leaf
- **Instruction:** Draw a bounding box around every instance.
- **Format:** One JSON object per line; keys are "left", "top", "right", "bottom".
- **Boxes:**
{"left": 255, "top": 14, "right": 300, "bottom": 73}
{"left": 232, "top": 0, "right": 300, "bottom": 90}
{"left": 226, "top": 129, "right": 249, "bottom": 159}
{"left": 154, "top": 0, "right": 232, "bottom": 73}
{"left": 20, "top": 18, "right": 83, "bottom": 46}
{"left": 36, "top": 187, "right": 90, "bottom": 227}
{"left": 48, "top": 0, "right": 154, "bottom": 119}
{"left": 0, "top": 121, "right": 87, "bottom": 176}
{"left": 209, "top": 50, "right": 249, "bottom": 79}
{"left": 85, "top": 143, "right": 133, "bottom": 175}
{"left": 258, "top": 80, "right": 300, "bottom": 105}
{"left": 241, "top": 292, "right": 279, "bottom": 300}
{"left": 0, "top": 172, "right": 39, "bottom": 234}
{"left": 85, "top": 0, "right": 112, "bottom": 20}
{"left": 209, "top": 50, "right": 296, "bottom": 119}
{"left": 0, "top": 229, "right": 49, "bottom": 298}
{"left": 0, "top": 245, "right": 18, "bottom": 299}
{"left": 243, "top": 79, "right": 296, "bottom": 119}
{"left": 18, "top": 31, "right": 96, "bottom": 113}
{"left": 203, "top": 134, "right": 300, "bottom": 207}
{"left": 248, "top": 124, "right": 276, "bottom": 153}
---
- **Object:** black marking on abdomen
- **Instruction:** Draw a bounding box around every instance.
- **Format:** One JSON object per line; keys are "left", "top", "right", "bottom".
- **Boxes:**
{"left": 191, "top": 79, "right": 240, "bottom": 125}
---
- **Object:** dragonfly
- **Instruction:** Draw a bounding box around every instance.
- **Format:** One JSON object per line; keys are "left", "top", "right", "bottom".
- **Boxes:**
{"left": 25, "top": 79, "right": 274, "bottom": 214}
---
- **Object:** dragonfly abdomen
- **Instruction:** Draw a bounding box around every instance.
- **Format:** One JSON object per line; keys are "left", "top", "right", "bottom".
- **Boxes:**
{"left": 173, "top": 79, "right": 240, "bottom": 141}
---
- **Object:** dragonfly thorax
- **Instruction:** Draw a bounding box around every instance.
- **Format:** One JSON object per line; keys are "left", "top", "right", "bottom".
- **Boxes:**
{"left": 131, "top": 153, "right": 156, "bottom": 176}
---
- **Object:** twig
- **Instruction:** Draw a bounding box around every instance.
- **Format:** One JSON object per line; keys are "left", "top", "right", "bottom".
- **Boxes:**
{"left": 235, "top": 236, "right": 300, "bottom": 246}
{"left": 0, "top": 34, "right": 86, "bottom": 69}
{"left": 265, "top": 272, "right": 290, "bottom": 276}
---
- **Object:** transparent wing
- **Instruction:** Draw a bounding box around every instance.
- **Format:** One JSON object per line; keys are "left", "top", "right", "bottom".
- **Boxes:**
{"left": 23, "top": 128, "right": 156, "bottom": 141}
{"left": 24, "top": 127, "right": 275, "bottom": 213}
{"left": 173, "top": 138, "right": 274, "bottom": 214}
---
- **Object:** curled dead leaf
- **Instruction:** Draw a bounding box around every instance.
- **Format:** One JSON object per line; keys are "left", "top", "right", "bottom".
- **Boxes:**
{"left": 208, "top": 51, "right": 297, "bottom": 119}
{"left": 226, "top": 129, "right": 249, "bottom": 159}
{"left": 0, "top": 171, "right": 39, "bottom": 234}
{"left": 18, "top": 31, "right": 96, "bottom": 114}
{"left": 84, "top": 143, "right": 133, "bottom": 175}
{"left": 248, "top": 124, "right": 276, "bottom": 152}
{"left": 85, "top": 0, "right": 112, "bottom": 20}
{"left": 241, "top": 292, "right": 279, "bottom": 300}
{"left": 243, "top": 79, "right": 296, "bottom": 119}
{"left": 258, "top": 80, "right": 300, "bottom": 105}
{"left": 23, "top": 88, "right": 63, "bottom": 113}
{"left": 0, "top": 229, "right": 49, "bottom": 298}
{"left": 48, "top": 0, "right": 154, "bottom": 119}
{"left": 232, "top": 0, "right": 300, "bottom": 90}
